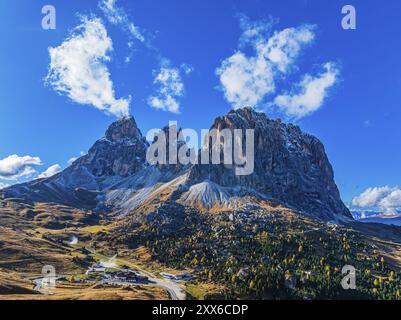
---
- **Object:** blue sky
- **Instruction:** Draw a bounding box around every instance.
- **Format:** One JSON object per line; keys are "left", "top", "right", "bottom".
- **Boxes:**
{"left": 0, "top": 0, "right": 400, "bottom": 210}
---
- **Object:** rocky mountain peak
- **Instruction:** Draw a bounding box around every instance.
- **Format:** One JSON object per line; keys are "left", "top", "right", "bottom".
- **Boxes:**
{"left": 189, "top": 107, "right": 352, "bottom": 221}
{"left": 1, "top": 107, "right": 352, "bottom": 222}
{"left": 226, "top": 106, "right": 269, "bottom": 123}
{"left": 72, "top": 116, "right": 148, "bottom": 177}
{"left": 105, "top": 116, "right": 143, "bottom": 143}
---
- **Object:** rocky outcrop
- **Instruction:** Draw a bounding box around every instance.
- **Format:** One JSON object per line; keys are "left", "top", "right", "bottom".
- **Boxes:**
{"left": 72, "top": 116, "right": 148, "bottom": 177}
{"left": 187, "top": 108, "right": 352, "bottom": 221}
{"left": 0, "top": 117, "right": 149, "bottom": 208}
{"left": 1, "top": 108, "right": 352, "bottom": 221}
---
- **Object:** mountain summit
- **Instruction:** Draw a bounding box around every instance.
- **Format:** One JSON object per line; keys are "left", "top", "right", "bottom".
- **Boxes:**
{"left": 72, "top": 116, "right": 148, "bottom": 177}
{"left": 188, "top": 107, "right": 351, "bottom": 220}
{"left": 0, "top": 108, "right": 351, "bottom": 221}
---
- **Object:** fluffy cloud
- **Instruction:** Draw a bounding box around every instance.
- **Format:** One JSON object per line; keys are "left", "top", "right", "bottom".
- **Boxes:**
{"left": 380, "top": 189, "right": 401, "bottom": 209}
{"left": 38, "top": 164, "right": 62, "bottom": 179}
{"left": 46, "top": 17, "right": 131, "bottom": 117}
{"left": 352, "top": 186, "right": 401, "bottom": 214}
{"left": 180, "top": 63, "right": 194, "bottom": 75}
{"left": 352, "top": 186, "right": 392, "bottom": 208}
{"left": 0, "top": 155, "right": 42, "bottom": 180}
{"left": 99, "top": 0, "right": 145, "bottom": 64}
{"left": 99, "top": 1, "right": 192, "bottom": 112}
{"left": 260, "top": 25, "right": 315, "bottom": 73}
{"left": 148, "top": 66, "right": 185, "bottom": 113}
{"left": 274, "top": 63, "right": 339, "bottom": 118}
{"left": 216, "top": 52, "right": 275, "bottom": 107}
{"left": 68, "top": 157, "right": 78, "bottom": 166}
{"left": 216, "top": 18, "right": 316, "bottom": 109}
{"left": 68, "top": 151, "right": 86, "bottom": 165}
{"left": 99, "top": 0, "right": 145, "bottom": 43}
{"left": 238, "top": 14, "right": 274, "bottom": 48}
{"left": 0, "top": 182, "right": 10, "bottom": 190}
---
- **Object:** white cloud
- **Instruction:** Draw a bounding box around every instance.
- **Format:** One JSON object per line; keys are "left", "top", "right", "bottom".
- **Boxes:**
{"left": 216, "top": 18, "right": 316, "bottom": 109}
{"left": 46, "top": 17, "right": 131, "bottom": 118}
{"left": 0, "top": 155, "right": 42, "bottom": 180}
{"left": 352, "top": 186, "right": 393, "bottom": 208}
{"left": 260, "top": 25, "right": 315, "bottom": 73}
{"left": 352, "top": 186, "right": 401, "bottom": 214}
{"left": 148, "top": 67, "right": 185, "bottom": 113}
{"left": 99, "top": 0, "right": 145, "bottom": 43}
{"left": 378, "top": 189, "right": 401, "bottom": 210}
{"left": 68, "top": 151, "right": 86, "bottom": 165}
{"left": 180, "top": 63, "right": 194, "bottom": 75}
{"left": 0, "top": 182, "right": 10, "bottom": 190}
{"left": 216, "top": 52, "right": 275, "bottom": 108}
{"left": 274, "top": 62, "right": 339, "bottom": 118}
{"left": 38, "top": 164, "right": 62, "bottom": 179}
{"left": 99, "top": 0, "right": 151, "bottom": 65}
{"left": 68, "top": 157, "right": 78, "bottom": 165}
{"left": 238, "top": 14, "right": 275, "bottom": 48}
{"left": 100, "top": 0, "right": 192, "bottom": 110}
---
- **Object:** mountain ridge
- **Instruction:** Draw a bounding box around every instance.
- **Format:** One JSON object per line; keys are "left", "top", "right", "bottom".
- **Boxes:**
{"left": 0, "top": 107, "right": 352, "bottom": 222}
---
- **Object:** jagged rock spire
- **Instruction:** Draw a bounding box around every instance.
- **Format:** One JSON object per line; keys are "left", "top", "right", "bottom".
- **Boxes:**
{"left": 72, "top": 116, "right": 148, "bottom": 177}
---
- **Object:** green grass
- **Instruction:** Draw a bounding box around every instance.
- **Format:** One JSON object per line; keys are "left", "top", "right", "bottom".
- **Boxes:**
{"left": 80, "top": 225, "right": 110, "bottom": 234}
{"left": 185, "top": 284, "right": 206, "bottom": 300}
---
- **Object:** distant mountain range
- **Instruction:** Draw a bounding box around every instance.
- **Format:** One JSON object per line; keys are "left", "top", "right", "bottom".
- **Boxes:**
{"left": 0, "top": 108, "right": 352, "bottom": 222}
{"left": 350, "top": 208, "right": 401, "bottom": 226}
{"left": 357, "top": 215, "right": 401, "bottom": 226}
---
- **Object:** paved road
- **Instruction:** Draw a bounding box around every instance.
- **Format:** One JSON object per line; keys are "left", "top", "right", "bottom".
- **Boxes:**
{"left": 150, "top": 278, "right": 186, "bottom": 300}
{"left": 28, "top": 275, "right": 68, "bottom": 294}
{"left": 27, "top": 248, "right": 187, "bottom": 300}
{"left": 100, "top": 277, "right": 185, "bottom": 300}
{"left": 87, "top": 248, "right": 186, "bottom": 300}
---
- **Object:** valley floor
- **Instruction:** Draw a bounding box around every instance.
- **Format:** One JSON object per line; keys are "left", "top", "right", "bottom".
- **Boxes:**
{"left": 1, "top": 199, "right": 401, "bottom": 300}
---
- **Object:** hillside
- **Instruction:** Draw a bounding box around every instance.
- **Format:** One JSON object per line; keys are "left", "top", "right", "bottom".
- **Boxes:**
{"left": 0, "top": 108, "right": 400, "bottom": 300}
{"left": 0, "top": 108, "right": 351, "bottom": 222}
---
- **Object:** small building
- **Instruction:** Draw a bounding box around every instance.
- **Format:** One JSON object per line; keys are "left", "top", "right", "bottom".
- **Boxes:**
{"left": 175, "top": 273, "right": 194, "bottom": 281}
{"left": 160, "top": 272, "right": 194, "bottom": 281}
{"left": 85, "top": 263, "right": 106, "bottom": 274}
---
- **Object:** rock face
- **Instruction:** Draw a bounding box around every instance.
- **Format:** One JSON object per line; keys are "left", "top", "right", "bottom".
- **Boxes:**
{"left": 1, "top": 108, "right": 352, "bottom": 221}
{"left": 72, "top": 116, "right": 148, "bottom": 177}
{"left": 0, "top": 116, "right": 149, "bottom": 208}
{"left": 150, "top": 123, "right": 189, "bottom": 174}
{"left": 188, "top": 108, "right": 352, "bottom": 221}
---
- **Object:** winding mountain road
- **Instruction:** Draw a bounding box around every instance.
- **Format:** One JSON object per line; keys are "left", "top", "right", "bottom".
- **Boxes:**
{"left": 87, "top": 248, "right": 186, "bottom": 300}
